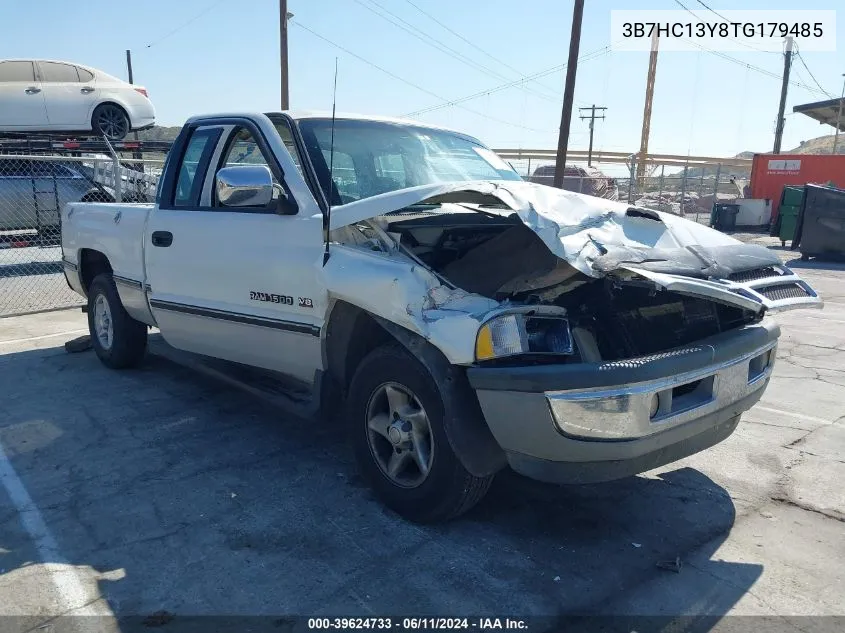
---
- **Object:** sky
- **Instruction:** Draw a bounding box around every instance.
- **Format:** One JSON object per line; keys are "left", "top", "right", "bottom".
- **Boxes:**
{"left": 2, "top": 0, "right": 844, "bottom": 164}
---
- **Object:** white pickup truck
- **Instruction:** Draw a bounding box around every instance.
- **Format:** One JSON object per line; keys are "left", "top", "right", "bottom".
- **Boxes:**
{"left": 61, "top": 111, "right": 822, "bottom": 522}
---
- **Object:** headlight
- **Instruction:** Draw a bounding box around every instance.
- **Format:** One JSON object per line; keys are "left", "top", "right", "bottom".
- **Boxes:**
{"left": 475, "top": 313, "right": 574, "bottom": 361}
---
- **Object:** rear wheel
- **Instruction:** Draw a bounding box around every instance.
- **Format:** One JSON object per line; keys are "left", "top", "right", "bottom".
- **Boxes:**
{"left": 92, "top": 104, "right": 130, "bottom": 140}
{"left": 348, "top": 344, "right": 493, "bottom": 523}
{"left": 87, "top": 273, "right": 147, "bottom": 369}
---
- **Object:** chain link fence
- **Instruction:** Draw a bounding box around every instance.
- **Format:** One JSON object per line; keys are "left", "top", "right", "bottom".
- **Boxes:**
{"left": 507, "top": 158, "right": 751, "bottom": 226}
{"left": 0, "top": 153, "right": 164, "bottom": 317}
{"left": 1, "top": 150, "right": 753, "bottom": 318}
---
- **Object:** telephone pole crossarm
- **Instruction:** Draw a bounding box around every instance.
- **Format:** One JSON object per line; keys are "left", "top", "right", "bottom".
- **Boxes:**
{"left": 579, "top": 105, "right": 607, "bottom": 167}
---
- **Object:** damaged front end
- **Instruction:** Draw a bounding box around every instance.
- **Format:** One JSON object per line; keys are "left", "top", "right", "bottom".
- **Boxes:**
{"left": 325, "top": 180, "right": 821, "bottom": 367}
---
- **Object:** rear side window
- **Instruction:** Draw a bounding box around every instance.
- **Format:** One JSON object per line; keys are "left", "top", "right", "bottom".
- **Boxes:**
{"left": 0, "top": 61, "right": 35, "bottom": 82}
{"left": 174, "top": 128, "right": 221, "bottom": 207}
{"left": 39, "top": 62, "right": 81, "bottom": 82}
{"left": 77, "top": 67, "right": 94, "bottom": 82}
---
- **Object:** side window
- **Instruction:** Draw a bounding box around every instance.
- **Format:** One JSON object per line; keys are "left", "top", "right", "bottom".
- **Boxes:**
{"left": 76, "top": 67, "right": 94, "bottom": 82}
{"left": 0, "top": 61, "right": 35, "bottom": 82}
{"left": 274, "top": 122, "right": 305, "bottom": 178}
{"left": 40, "top": 62, "right": 80, "bottom": 83}
{"left": 221, "top": 128, "right": 275, "bottom": 171}
{"left": 174, "top": 127, "right": 220, "bottom": 207}
{"left": 214, "top": 127, "right": 282, "bottom": 209}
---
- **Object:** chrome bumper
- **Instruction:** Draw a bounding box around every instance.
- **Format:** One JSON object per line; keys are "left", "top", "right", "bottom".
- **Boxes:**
{"left": 467, "top": 320, "right": 780, "bottom": 482}
{"left": 547, "top": 341, "right": 777, "bottom": 440}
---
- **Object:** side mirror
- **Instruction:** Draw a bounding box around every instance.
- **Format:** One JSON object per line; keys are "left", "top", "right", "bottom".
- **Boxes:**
{"left": 216, "top": 165, "right": 275, "bottom": 208}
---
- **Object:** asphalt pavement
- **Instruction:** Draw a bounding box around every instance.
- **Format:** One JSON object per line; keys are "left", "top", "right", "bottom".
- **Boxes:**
{"left": 0, "top": 255, "right": 842, "bottom": 632}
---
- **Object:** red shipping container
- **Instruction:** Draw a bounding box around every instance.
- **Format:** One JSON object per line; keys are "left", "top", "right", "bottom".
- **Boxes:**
{"left": 750, "top": 153, "right": 845, "bottom": 220}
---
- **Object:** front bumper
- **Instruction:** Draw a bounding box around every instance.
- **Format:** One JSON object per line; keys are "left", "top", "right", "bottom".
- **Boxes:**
{"left": 466, "top": 320, "right": 779, "bottom": 484}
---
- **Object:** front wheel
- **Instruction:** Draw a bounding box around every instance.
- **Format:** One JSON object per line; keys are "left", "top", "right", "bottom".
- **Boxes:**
{"left": 348, "top": 344, "right": 494, "bottom": 523}
{"left": 87, "top": 273, "right": 147, "bottom": 369}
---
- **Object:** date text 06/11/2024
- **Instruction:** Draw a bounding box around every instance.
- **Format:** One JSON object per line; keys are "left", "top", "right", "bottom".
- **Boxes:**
{"left": 306, "top": 618, "right": 528, "bottom": 630}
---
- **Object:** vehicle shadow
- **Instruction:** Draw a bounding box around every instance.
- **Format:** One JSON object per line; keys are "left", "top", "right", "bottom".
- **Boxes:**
{"left": 0, "top": 341, "right": 760, "bottom": 630}
{"left": 783, "top": 256, "right": 845, "bottom": 271}
{"left": 0, "top": 260, "right": 63, "bottom": 278}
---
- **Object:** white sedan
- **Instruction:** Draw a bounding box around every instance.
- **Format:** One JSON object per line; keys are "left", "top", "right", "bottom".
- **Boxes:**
{"left": 0, "top": 59, "right": 155, "bottom": 140}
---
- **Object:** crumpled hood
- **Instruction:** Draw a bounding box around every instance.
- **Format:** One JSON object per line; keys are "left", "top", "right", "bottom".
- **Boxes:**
{"left": 329, "top": 179, "right": 780, "bottom": 279}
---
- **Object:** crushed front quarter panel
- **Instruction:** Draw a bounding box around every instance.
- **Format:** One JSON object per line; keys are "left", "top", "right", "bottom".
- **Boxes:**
{"left": 320, "top": 244, "right": 501, "bottom": 365}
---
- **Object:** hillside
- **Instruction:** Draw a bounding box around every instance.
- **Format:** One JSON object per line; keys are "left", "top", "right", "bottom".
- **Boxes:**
{"left": 789, "top": 133, "right": 845, "bottom": 155}
{"left": 136, "top": 125, "right": 182, "bottom": 142}
{"left": 677, "top": 133, "right": 843, "bottom": 178}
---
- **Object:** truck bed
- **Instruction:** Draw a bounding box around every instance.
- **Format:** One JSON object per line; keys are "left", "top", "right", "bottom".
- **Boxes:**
{"left": 62, "top": 202, "right": 152, "bottom": 281}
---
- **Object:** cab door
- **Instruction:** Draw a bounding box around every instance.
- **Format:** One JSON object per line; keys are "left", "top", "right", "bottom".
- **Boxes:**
{"left": 144, "top": 118, "right": 327, "bottom": 385}
{"left": 0, "top": 60, "right": 47, "bottom": 127}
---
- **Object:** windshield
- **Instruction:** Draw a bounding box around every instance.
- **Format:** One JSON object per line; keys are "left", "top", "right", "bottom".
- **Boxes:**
{"left": 296, "top": 118, "right": 521, "bottom": 205}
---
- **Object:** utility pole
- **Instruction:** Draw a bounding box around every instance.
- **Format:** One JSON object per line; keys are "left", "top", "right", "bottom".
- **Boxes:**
{"left": 125, "top": 49, "right": 134, "bottom": 85}
{"left": 579, "top": 105, "right": 606, "bottom": 166}
{"left": 125, "top": 50, "right": 141, "bottom": 151}
{"left": 832, "top": 74, "right": 845, "bottom": 155}
{"left": 772, "top": 36, "right": 794, "bottom": 154}
{"left": 636, "top": 32, "right": 659, "bottom": 183}
{"left": 554, "top": 0, "right": 584, "bottom": 188}
{"left": 280, "top": 0, "right": 292, "bottom": 110}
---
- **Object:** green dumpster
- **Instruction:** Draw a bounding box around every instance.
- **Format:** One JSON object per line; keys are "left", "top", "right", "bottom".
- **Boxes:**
{"left": 779, "top": 204, "right": 800, "bottom": 247}
{"left": 778, "top": 186, "right": 805, "bottom": 247}
{"left": 781, "top": 186, "right": 805, "bottom": 207}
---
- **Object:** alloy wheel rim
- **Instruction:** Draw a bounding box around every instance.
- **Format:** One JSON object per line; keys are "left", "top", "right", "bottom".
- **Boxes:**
{"left": 97, "top": 106, "right": 128, "bottom": 139}
{"left": 365, "top": 382, "right": 434, "bottom": 488}
{"left": 93, "top": 294, "right": 113, "bottom": 350}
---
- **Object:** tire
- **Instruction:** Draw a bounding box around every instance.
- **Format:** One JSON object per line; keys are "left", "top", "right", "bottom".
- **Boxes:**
{"left": 87, "top": 273, "right": 147, "bottom": 369}
{"left": 348, "top": 344, "right": 494, "bottom": 523}
{"left": 91, "top": 103, "right": 130, "bottom": 140}
{"left": 80, "top": 188, "right": 114, "bottom": 203}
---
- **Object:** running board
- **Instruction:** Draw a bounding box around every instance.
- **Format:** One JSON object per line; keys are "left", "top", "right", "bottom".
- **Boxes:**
{"left": 147, "top": 335, "right": 323, "bottom": 421}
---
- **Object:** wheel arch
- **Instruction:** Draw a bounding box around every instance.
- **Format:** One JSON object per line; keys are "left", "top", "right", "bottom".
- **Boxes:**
{"left": 78, "top": 248, "right": 113, "bottom": 296}
{"left": 323, "top": 299, "right": 506, "bottom": 477}
{"left": 90, "top": 100, "right": 131, "bottom": 133}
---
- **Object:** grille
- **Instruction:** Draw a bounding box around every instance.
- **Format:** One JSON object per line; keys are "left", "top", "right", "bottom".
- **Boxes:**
{"left": 599, "top": 346, "right": 704, "bottom": 371}
{"left": 729, "top": 267, "right": 781, "bottom": 283}
{"left": 757, "top": 283, "right": 809, "bottom": 301}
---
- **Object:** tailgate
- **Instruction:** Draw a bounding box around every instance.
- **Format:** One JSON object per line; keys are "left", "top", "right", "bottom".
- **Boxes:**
{"left": 623, "top": 264, "right": 823, "bottom": 314}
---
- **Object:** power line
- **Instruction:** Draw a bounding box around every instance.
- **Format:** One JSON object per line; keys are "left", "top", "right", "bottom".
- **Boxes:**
{"left": 351, "top": 0, "right": 559, "bottom": 104}
{"left": 794, "top": 48, "right": 835, "bottom": 98}
{"left": 693, "top": 0, "right": 731, "bottom": 23}
{"left": 401, "top": 0, "right": 560, "bottom": 97}
{"left": 145, "top": 0, "right": 227, "bottom": 48}
{"left": 687, "top": 39, "right": 829, "bottom": 96}
{"left": 406, "top": 45, "right": 613, "bottom": 117}
{"left": 290, "top": 21, "right": 553, "bottom": 133}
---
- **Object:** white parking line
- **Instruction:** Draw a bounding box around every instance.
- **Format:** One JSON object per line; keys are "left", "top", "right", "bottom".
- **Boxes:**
{"left": 0, "top": 329, "right": 87, "bottom": 346}
{"left": 0, "top": 439, "right": 104, "bottom": 616}
{"left": 754, "top": 405, "right": 833, "bottom": 425}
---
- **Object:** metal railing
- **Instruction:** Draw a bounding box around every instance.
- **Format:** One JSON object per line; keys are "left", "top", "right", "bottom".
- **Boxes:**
{"left": 0, "top": 153, "right": 165, "bottom": 317}
{"left": 507, "top": 157, "right": 750, "bottom": 226}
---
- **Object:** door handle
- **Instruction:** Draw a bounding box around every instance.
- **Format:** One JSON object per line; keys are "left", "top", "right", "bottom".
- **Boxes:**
{"left": 151, "top": 231, "right": 173, "bottom": 247}
{"left": 25, "top": 87, "right": 41, "bottom": 94}
{"left": 80, "top": 87, "right": 95, "bottom": 94}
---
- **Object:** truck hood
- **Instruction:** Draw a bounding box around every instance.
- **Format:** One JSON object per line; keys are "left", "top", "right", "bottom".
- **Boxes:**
{"left": 330, "top": 180, "right": 822, "bottom": 313}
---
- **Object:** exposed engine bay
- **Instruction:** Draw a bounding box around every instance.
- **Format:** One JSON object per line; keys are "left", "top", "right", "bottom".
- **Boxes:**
{"left": 382, "top": 208, "right": 762, "bottom": 362}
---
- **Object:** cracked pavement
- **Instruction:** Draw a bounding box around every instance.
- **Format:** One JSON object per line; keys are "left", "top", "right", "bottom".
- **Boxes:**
{"left": 0, "top": 253, "right": 843, "bottom": 629}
